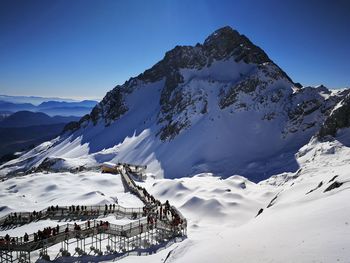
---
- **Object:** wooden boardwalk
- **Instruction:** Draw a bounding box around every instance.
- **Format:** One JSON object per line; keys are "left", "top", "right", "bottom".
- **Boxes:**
{"left": 0, "top": 163, "right": 187, "bottom": 263}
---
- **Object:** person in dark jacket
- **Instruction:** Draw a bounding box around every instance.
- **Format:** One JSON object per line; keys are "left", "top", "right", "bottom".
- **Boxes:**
{"left": 24, "top": 232, "right": 29, "bottom": 242}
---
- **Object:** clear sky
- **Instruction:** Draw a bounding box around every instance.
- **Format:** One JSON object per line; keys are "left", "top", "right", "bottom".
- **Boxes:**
{"left": 0, "top": 0, "right": 349, "bottom": 100}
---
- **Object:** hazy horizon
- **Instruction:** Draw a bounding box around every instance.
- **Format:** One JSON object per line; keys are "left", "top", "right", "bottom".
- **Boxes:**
{"left": 0, "top": 93, "right": 101, "bottom": 102}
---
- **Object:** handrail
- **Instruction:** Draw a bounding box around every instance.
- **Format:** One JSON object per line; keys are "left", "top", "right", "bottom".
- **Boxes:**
{"left": 0, "top": 204, "right": 145, "bottom": 226}
{"left": 0, "top": 217, "right": 181, "bottom": 252}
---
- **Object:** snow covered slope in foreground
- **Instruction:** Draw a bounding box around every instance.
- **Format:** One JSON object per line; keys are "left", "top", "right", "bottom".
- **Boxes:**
{"left": 0, "top": 172, "right": 143, "bottom": 216}
{"left": 1, "top": 138, "right": 349, "bottom": 262}
{"left": 121, "top": 138, "right": 350, "bottom": 263}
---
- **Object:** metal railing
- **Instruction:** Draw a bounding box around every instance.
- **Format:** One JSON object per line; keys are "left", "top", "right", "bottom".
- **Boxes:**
{"left": 0, "top": 216, "right": 184, "bottom": 252}
{"left": 0, "top": 204, "right": 145, "bottom": 226}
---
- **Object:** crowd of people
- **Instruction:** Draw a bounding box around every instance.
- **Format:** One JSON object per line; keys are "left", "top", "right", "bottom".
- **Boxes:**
{"left": 33, "top": 225, "right": 60, "bottom": 242}
{"left": 47, "top": 205, "right": 60, "bottom": 212}
{"left": 0, "top": 224, "right": 60, "bottom": 246}
{"left": 1, "top": 199, "right": 185, "bottom": 248}
{"left": 2, "top": 210, "right": 43, "bottom": 226}
{"left": 0, "top": 219, "right": 115, "bottom": 247}
{"left": 135, "top": 185, "right": 185, "bottom": 229}
{"left": 122, "top": 165, "right": 186, "bottom": 231}
{"left": 1, "top": 204, "right": 126, "bottom": 228}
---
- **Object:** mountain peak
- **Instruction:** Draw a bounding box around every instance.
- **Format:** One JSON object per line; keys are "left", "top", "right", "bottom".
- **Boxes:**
{"left": 139, "top": 26, "right": 277, "bottom": 83}
{"left": 203, "top": 26, "right": 272, "bottom": 65}
{"left": 203, "top": 26, "right": 241, "bottom": 46}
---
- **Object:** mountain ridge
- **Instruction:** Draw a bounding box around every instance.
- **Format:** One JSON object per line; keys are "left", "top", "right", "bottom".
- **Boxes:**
{"left": 1, "top": 26, "right": 349, "bottom": 181}
{"left": 65, "top": 26, "right": 296, "bottom": 136}
{"left": 0, "top": 111, "right": 79, "bottom": 128}
{"left": 0, "top": 100, "right": 98, "bottom": 117}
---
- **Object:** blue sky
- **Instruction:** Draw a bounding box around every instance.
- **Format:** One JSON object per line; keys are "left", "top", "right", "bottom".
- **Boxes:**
{"left": 0, "top": 0, "right": 349, "bottom": 99}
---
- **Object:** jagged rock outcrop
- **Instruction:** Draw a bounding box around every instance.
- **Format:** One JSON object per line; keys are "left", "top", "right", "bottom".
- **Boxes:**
{"left": 65, "top": 26, "right": 295, "bottom": 140}
{"left": 318, "top": 89, "right": 350, "bottom": 137}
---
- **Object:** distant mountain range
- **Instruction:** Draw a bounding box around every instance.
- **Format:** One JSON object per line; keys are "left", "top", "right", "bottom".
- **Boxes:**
{"left": 0, "top": 111, "right": 80, "bottom": 161}
{"left": 0, "top": 99, "right": 98, "bottom": 117}
{"left": 0, "top": 96, "right": 98, "bottom": 161}
{"left": 0, "top": 95, "right": 79, "bottom": 105}
{"left": 38, "top": 100, "right": 97, "bottom": 109}
{"left": 0, "top": 111, "right": 79, "bottom": 128}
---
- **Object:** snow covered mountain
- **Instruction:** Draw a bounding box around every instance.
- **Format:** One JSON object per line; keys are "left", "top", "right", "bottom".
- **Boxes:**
{"left": 1, "top": 26, "right": 349, "bottom": 181}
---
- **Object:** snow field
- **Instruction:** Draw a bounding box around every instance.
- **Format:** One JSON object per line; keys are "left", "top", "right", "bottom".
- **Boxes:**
{"left": 0, "top": 172, "right": 143, "bottom": 218}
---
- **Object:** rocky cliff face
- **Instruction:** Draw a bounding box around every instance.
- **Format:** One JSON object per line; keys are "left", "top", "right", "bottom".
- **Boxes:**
{"left": 318, "top": 89, "right": 350, "bottom": 138}
{"left": 65, "top": 26, "right": 297, "bottom": 140}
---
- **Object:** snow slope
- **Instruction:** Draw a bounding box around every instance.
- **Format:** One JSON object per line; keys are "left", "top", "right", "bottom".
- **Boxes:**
{"left": 1, "top": 136, "right": 349, "bottom": 262}
{"left": 117, "top": 137, "right": 350, "bottom": 263}
{"left": 0, "top": 172, "right": 143, "bottom": 217}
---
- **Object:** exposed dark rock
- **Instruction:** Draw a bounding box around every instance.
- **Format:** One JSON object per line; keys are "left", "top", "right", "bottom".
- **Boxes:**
{"left": 63, "top": 114, "right": 91, "bottom": 133}
{"left": 267, "top": 194, "right": 279, "bottom": 208}
{"left": 294, "top": 82, "right": 303, "bottom": 89}
{"left": 35, "top": 157, "right": 64, "bottom": 173}
{"left": 306, "top": 181, "right": 323, "bottom": 195}
{"left": 63, "top": 121, "right": 80, "bottom": 133}
{"left": 157, "top": 120, "right": 189, "bottom": 141}
{"left": 319, "top": 92, "right": 350, "bottom": 137}
{"left": 262, "top": 112, "right": 276, "bottom": 121}
{"left": 256, "top": 208, "right": 264, "bottom": 217}
{"left": 328, "top": 175, "right": 338, "bottom": 183}
{"left": 203, "top": 26, "right": 271, "bottom": 65}
{"left": 98, "top": 87, "right": 128, "bottom": 126}
{"left": 239, "top": 182, "right": 246, "bottom": 189}
{"left": 61, "top": 25, "right": 341, "bottom": 145}
{"left": 90, "top": 106, "right": 101, "bottom": 125}
{"left": 324, "top": 181, "right": 343, "bottom": 192}
{"left": 288, "top": 99, "right": 322, "bottom": 120}
{"left": 219, "top": 77, "right": 264, "bottom": 109}
{"left": 139, "top": 26, "right": 276, "bottom": 82}
{"left": 159, "top": 72, "right": 185, "bottom": 119}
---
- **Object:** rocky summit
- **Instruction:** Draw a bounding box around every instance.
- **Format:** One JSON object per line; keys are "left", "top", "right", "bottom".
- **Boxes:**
{"left": 1, "top": 26, "right": 349, "bottom": 181}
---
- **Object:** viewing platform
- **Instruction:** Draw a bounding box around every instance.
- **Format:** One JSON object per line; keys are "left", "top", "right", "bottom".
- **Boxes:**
{"left": 0, "top": 163, "right": 187, "bottom": 263}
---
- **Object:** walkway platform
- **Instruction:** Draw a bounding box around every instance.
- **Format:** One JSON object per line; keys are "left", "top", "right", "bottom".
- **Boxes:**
{"left": 0, "top": 163, "right": 187, "bottom": 263}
